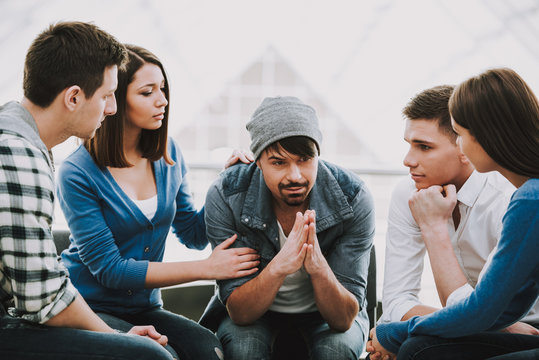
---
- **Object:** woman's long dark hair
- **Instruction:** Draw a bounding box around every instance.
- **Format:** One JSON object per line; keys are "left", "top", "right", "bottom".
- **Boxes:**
{"left": 85, "top": 44, "right": 173, "bottom": 167}
{"left": 449, "top": 68, "right": 539, "bottom": 178}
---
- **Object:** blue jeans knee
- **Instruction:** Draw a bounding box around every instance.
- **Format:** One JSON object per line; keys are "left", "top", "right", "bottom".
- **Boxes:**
{"left": 217, "top": 316, "right": 273, "bottom": 360}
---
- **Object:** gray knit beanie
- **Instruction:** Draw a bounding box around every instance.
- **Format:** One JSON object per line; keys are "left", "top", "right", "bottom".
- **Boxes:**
{"left": 246, "top": 96, "right": 323, "bottom": 159}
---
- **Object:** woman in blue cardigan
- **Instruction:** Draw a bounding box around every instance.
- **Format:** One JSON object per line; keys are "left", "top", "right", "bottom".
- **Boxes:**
{"left": 368, "top": 68, "right": 539, "bottom": 359}
{"left": 57, "top": 45, "right": 259, "bottom": 360}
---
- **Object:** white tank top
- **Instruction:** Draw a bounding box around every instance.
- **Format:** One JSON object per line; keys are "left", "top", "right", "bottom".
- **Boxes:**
{"left": 130, "top": 195, "right": 158, "bottom": 221}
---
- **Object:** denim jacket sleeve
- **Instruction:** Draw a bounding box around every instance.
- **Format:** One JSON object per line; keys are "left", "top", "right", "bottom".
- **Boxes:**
{"left": 326, "top": 185, "right": 375, "bottom": 310}
{"left": 204, "top": 178, "right": 257, "bottom": 304}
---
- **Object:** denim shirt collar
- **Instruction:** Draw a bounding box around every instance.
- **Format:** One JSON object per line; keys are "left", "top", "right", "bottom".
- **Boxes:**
{"left": 239, "top": 160, "right": 354, "bottom": 234}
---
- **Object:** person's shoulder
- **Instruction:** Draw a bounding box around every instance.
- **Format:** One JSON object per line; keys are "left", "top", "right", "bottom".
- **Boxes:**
{"left": 166, "top": 137, "right": 180, "bottom": 156}
{"left": 513, "top": 178, "right": 539, "bottom": 202}
{"left": 0, "top": 101, "right": 27, "bottom": 123}
{"left": 0, "top": 131, "right": 46, "bottom": 163}
{"left": 319, "top": 160, "right": 364, "bottom": 194}
{"left": 215, "top": 162, "right": 258, "bottom": 197}
{"left": 0, "top": 130, "right": 27, "bottom": 147}
{"left": 391, "top": 176, "right": 416, "bottom": 199}
{"left": 504, "top": 179, "right": 539, "bottom": 230}
{"left": 483, "top": 171, "right": 516, "bottom": 198}
{"left": 387, "top": 177, "right": 417, "bottom": 220}
{"left": 61, "top": 145, "right": 92, "bottom": 167}
{"left": 320, "top": 159, "right": 355, "bottom": 178}
{"left": 58, "top": 145, "right": 98, "bottom": 178}
{"left": 0, "top": 133, "right": 53, "bottom": 192}
{"left": 160, "top": 136, "right": 182, "bottom": 165}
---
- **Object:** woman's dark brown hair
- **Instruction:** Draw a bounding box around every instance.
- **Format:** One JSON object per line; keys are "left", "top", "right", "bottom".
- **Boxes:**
{"left": 449, "top": 68, "right": 539, "bottom": 178}
{"left": 85, "top": 44, "right": 173, "bottom": 167}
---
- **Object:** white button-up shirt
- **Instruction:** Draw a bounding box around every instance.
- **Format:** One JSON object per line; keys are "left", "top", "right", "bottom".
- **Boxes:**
{"left": 379, "top": 170, "right": 518, "bottom": 323}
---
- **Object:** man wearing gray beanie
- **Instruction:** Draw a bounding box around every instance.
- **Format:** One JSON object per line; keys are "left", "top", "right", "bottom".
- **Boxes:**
{"left": 200, "top": 96, "right": 375, "bottom": 359}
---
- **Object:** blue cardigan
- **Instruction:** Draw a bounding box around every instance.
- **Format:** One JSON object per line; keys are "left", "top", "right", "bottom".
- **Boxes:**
{"left": 57, "top": 139, "right": 206, "bottom": 314}
{"left": 376, "top": 178, "right": 539, "bottom": 354}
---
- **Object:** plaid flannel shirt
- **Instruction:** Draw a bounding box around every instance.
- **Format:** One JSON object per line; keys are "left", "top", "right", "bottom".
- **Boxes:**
{"left": 0, "top": 129, "right": 77, "bottom": 324}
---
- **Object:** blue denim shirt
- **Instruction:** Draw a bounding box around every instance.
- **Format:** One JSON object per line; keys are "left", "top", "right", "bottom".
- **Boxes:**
{"left": 202, "top": 159, "right": 375, "bottom": 330}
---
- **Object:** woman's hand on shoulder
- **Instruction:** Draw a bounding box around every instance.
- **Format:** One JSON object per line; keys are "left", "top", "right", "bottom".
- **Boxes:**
{"left": 224, "top": 149, "right": 254, "bottom": 169}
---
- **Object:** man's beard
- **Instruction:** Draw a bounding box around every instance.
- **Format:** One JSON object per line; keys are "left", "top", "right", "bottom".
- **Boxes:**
{"left": 278, "top": 181, "right": 309, "bottom": 207}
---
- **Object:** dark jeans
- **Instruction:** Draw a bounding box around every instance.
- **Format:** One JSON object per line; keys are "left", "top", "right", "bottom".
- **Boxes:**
{"left": 488, "top": 348, "right": 539, "bottom": 359}
{"left": 217, "top": 310, "right": 366, "bottom": 360}
{"left": 397, "top": 332, "right": 539, "bottom": 360}
{"left": 0, "top": 314, "right": 173, "bottom": 359}
{"left": 97, "top": 307, "right": 223, "bottom": 360}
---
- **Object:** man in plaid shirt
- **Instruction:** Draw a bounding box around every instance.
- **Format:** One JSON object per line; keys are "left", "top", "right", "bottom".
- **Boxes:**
{"left": 0, "top": 21, "right": 173, "bottom": 359}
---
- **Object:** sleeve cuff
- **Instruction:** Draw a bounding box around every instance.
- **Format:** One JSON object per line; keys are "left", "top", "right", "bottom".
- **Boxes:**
{"left": 376, "top": 320, "right": 411, "bottom": 354}
{"left": 31, "top": 280, "right": 79, "bottom": 324}
{"left": 122, "top": 259, "right": 150, "bottom": 289}
{"left": 379, "top": 299, "right": 421, "bottom": 323}
{"left": 446, "top": 283, "right": 473, "bottom": 307}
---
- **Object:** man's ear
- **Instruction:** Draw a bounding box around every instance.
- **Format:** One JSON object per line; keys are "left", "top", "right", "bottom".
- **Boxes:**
{"left": 63, "top": 85, "right": 82, "bottom": 111}
{"left": 452, "top": 137, "right": 470, "bottom": 165}
{"left": 255, "top": 159, "right": 261, "bottom": 169}
{"left": 457, "top": 148, "right": 471, "bottom": 165}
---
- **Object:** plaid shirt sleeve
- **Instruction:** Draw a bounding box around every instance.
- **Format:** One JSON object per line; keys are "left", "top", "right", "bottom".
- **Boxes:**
{"left": 0, "top": 132, "right": 78, "bottom": 323}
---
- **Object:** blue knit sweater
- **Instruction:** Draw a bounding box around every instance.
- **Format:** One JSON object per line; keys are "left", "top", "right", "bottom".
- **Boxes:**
{"left": 57, "top": 139, "right": 206, "bottom": 314}
{"left": 376, "top": 178, "right": 539, "bottom": 354}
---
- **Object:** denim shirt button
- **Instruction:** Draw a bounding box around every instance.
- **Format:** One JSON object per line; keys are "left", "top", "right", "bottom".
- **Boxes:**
{"left": 147, "top": 224, "right": 153, "bottom": 230}
{"left": 262, "top": 223, "right": 266, "bottom": 228}
{"left": 244, "top": 218, "right": 249, "bottom": 222}
{"left": 127, "top": 290, "right": 133, "bottom": 296}
{"left": 144, "top": 247, "right": 150, "bottom": 253}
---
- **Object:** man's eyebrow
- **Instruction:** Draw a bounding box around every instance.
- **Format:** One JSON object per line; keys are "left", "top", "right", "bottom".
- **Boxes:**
{"left": 267, "top": 154, "right": 285, "bottom": 160}
{"left": 406, "top": 138, "right": 436, "bottom": 145}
